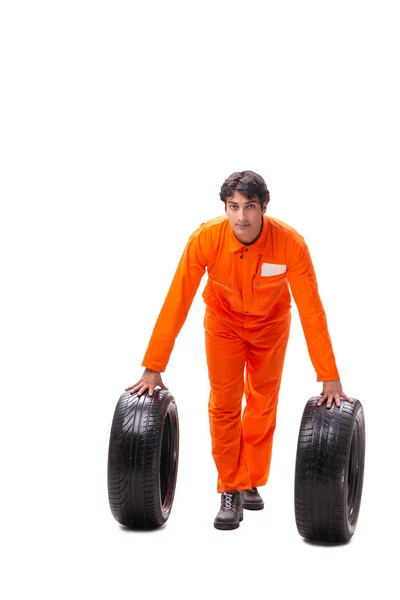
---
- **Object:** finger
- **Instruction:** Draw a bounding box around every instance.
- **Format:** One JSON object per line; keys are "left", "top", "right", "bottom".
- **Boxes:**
{"left": 326, "top": 395, "right": 333, "bottom": 409}
{"left": 132, "top": 384, "right": 146, "bottom": 396}
{"left": 338, "top": 394, "right": 352, "bottom": 404}
{"left": 335, "top": 394, "right": 341, "bottom": 407}
{"left": 317, "top": 395, "right": 326, "bottom": 406}
{"left": 128, "top": 384, "right": 141, "bottom": 394}
{"left": 125, "top": 381, "right": 141, "bottom": 392}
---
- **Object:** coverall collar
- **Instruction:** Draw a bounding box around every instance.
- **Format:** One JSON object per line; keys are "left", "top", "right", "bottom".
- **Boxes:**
{"left": 227, "top": 215, "right": 269, "bottom": 252}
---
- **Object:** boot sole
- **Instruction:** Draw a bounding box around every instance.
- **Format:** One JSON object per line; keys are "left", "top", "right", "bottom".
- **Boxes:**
{"left": 242, "top": 503, "right": 264, "bottom": 510}
{"left": 214, "top": 521, "right": 240, "bottom": 530}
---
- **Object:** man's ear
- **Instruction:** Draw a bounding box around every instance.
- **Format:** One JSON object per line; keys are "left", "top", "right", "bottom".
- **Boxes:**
{"left": 261, "top": 202, "right": 267, "bottom": 215}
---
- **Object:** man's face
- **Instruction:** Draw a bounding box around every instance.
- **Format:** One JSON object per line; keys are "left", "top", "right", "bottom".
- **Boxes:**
{"left": 225, "top": 190, "right": 266, "bottom": 245}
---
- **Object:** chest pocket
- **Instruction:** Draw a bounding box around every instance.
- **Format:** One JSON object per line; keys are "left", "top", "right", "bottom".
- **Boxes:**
{"left": 252, "top": 272, "right": 288, "bottom": 314}
{"left": 207, "top": 273, "right": 240, "bottom": 310}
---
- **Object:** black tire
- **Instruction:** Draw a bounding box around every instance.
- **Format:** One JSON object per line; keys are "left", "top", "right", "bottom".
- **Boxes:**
{"left": 107, "top": 388, "right": 179, "bottom": 529}
{"left": 294, "top": 395, "right": 365, "bottom": 543}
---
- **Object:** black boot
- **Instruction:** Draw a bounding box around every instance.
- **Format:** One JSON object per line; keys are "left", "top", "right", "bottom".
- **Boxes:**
{"left": 241, "top": 487, "right": 264, "bottom": 510}
{"left": 214, "top": 491, "right": 243, "bottom": 530}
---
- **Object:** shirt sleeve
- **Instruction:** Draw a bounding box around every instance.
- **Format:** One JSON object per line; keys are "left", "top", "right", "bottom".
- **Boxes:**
{"left": 286, "top": 234, "right": 340, "bottom": 382}
{"left": 141, "top": 228, "right": 207, "bottom": 372}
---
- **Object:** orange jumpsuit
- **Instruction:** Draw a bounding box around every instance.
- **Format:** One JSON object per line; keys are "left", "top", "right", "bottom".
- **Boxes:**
{"left": 142, "top": 215, "right": 340, "bottom": 492}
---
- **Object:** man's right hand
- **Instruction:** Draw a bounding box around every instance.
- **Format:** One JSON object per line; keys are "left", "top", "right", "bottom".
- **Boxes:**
{"left": 125, "top": 368, "right": 168, "bottom": 397}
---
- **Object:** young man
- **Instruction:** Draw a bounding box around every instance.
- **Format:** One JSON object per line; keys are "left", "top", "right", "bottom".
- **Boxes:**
{"left": 125, "top": 170, "right": 352, "bottom": 531}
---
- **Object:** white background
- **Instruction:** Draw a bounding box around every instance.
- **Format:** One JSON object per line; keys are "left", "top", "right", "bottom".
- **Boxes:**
{"left": 1, "top": 1, "right": 399, "bottom": 598}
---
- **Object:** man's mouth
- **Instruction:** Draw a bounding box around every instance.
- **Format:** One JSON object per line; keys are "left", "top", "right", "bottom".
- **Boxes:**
{"left": 237, "top": 224, "right": 249, "bottom": 228}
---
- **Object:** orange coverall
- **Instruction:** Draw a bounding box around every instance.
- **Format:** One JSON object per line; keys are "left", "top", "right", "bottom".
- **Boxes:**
{"left": 142, "top": 214, "right": 340, "bottom": 492}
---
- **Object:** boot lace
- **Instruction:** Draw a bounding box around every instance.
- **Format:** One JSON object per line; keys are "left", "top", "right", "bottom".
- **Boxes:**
{"left": 222, "top": 491, "right": 236, "bottom": 511}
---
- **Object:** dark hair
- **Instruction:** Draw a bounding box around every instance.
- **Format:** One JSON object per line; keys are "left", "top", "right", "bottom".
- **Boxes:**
{"left": 220, "top": 170, "right": 270, "bottom": 207}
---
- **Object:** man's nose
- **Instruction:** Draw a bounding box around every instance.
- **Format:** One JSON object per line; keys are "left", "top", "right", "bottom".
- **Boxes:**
{"left": 238, "top": 208, "right": 245, "bottom": 221}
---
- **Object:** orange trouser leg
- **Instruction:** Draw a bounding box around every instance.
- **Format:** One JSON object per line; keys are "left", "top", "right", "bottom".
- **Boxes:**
{"left": 204, "top": 308, "right": 291, "bottom": 493}
{"left": 204, "top": 311, "right": 251, "bottom": 493}
{"left": 242, "top": 314, "right": 291, "bottom": 487}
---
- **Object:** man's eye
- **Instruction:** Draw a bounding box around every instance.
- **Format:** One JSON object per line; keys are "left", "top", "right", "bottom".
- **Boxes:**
{"left": 247, "top": 204, "right": 256, "bottom": 209}
{"left": 229, "top": 205, "right": 238, "bottom": 210}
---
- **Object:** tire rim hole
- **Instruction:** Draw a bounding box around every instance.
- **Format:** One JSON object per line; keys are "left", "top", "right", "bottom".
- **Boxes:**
{"left": 160, "top": 413, "right": 172, "bottom": 506}
{"left": 347, "top": 420, "right": 360, "bottom": 525}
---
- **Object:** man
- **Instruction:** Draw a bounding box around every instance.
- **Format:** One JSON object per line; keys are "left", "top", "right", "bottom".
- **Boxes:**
{"left": 125, "top": 170, "right": 352, "bottom": 531}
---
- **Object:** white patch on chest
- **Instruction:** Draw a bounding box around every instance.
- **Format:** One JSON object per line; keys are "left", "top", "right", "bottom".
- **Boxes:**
{"left": 261, "top": 263, "right": 287, "bottom": 276}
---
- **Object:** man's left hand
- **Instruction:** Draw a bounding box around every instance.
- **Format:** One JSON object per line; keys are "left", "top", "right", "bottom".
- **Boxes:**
{"left": 317, "top": 380, "right": 353, "bottom": 408}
